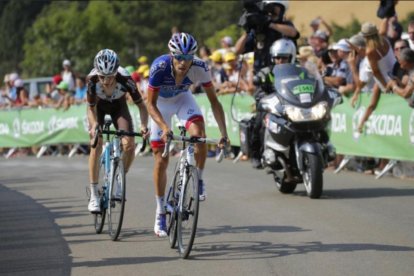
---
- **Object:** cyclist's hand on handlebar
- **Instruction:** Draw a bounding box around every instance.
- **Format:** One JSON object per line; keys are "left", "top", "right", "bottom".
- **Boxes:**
{"left": 161, "top": 128, "right": 173, "bottom": 143}
{"left": 89, "top": 122, "right": 99, "bottom": 138}
{"left": 218, "top": 136, "right": 230, "bottom": 150}
{"left": 140, "top": 126, "right": 150, "bottom": 139}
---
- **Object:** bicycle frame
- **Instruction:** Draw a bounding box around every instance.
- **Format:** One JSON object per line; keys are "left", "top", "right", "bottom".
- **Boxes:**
{"left": 100, "top": 134, "right": 121, "bottom": 210}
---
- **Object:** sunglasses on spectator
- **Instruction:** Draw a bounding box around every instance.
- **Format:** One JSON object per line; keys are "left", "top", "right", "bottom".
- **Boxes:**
{"left": 395, "top": 46, "right": 407, "bottom": 51}
{"left": 98, "top": 74, "right": 116, "bottom": 81}
{"left": 173, "top": 54, "right": 194, "bottom": 61}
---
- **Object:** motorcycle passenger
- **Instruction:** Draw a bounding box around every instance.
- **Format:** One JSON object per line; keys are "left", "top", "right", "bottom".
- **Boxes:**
{"left": 251, "top": 38, "right": 297, "bottom": 168}
{"left": 235, "top": 0, "right": 300, "bottom": 169}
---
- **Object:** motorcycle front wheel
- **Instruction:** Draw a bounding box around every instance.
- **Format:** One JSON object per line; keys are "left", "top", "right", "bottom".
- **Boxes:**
{"left": 274, "top": 170, "right": 297, "bottom": 194}
{"left": 302, "top": 152, "right": 323, "bottom": 199}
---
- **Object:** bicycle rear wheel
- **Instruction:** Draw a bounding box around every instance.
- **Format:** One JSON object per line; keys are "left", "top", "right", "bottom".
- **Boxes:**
{"left": 166, "top": 169, "right": 180, "bottom": 248}
{"left": 108, "top": 159, "right": 126, "bottom": 241}
{"left": 94, "top": 160, "right": 106, "bottom": 234}
{"left": 177, "top": 165, "right": 199, "bottom": 259}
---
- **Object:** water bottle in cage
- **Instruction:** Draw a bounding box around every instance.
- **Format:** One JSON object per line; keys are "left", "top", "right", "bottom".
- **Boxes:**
{"left": 186, "top": 146, "right": 195, "bottom": 166}
{"left": 113, "top": 138, "right": 121, "bottom": 158}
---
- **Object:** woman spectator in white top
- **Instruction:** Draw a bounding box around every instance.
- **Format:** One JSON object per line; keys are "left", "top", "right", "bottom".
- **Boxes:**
{"left": 361, "top": 22, "right": 396, "bottom": 92}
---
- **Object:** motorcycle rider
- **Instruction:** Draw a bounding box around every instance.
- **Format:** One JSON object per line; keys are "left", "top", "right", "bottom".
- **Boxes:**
{"left": 235, "top": 0, "right": 299, "bottom": 169}
{"left": 251, "top": 38, "right": 297, "bottom": 168}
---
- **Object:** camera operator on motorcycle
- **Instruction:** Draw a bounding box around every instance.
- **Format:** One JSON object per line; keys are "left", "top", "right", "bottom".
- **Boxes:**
{"left": 235, "top": 0, "right": 300, "bottom": 169}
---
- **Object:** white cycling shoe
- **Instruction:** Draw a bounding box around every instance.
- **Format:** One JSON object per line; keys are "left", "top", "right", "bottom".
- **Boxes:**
{"left": 154, "top": 213, "right": 167, "bottom": 237}
{"left": 199, "top": 179, "right": 207, "bottom": 201}
{"left": 88, "top": 195, "right": 101, "bottom": 213}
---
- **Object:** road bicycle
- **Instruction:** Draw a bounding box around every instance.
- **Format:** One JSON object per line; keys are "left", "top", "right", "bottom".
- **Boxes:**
{"left": 162, "top": 126, "right": 225, "bottom": 258}
{"left": 89, "top": 115, "right": 146, "bottom": 241}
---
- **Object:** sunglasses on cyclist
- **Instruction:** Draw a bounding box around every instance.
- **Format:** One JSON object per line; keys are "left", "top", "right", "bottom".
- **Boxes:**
{"left": 173, "top": 54, "right": 194, "bottom": 61}
{"left": 98, "top": 74, "right": 116, "bottom": 81}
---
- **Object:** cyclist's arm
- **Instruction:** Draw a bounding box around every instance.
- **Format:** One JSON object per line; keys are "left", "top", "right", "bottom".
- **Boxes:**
{"left": 86, "top": 76, "right": 98, "bottom": 135}
{"left": 146, "top": 86, "right": 170, "bottom": 136}
{"left": 203, "top": 84, "right": 229, "bottom": 140}
{"left": 126, "top": 76, "right": 149, "bottom": 131}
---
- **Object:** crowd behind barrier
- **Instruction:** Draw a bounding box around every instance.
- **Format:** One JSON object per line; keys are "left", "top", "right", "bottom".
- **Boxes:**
{"left": 1, "top": 3, "right": 414, "bottom": 178}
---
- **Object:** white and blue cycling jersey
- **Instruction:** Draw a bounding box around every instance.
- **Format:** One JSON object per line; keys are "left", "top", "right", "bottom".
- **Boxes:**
{"left": 148, "top": 54, "right": 213, "bottom": 148}
{"left": 148, "top": 54, "right": 213, "bottom": 98}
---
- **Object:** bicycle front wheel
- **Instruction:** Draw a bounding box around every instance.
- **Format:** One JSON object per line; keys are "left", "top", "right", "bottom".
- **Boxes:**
{"left": 108, "top": 159, "right": 126, "bottom": 241}
{"left": 177, "top": 165, "right": 199, "bottom": 259}
{"left": 94, "top": 160, "right": 106, "bottom": 234}
{"left": 166, "top": 169, "right": 180, "bottom": 248}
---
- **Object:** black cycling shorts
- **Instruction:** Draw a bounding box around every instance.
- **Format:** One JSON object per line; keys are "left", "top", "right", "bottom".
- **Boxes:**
{"left": 97, "top": 97, "right": 134, "bottom": 132}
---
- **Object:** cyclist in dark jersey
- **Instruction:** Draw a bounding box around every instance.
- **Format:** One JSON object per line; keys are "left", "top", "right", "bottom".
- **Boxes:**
{"left": 86, "top": 49, "right": 149, "bottom": 213}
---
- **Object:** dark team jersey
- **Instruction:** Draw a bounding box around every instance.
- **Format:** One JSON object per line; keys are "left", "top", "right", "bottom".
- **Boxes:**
{"left": 86, "top": 66, "right": 142, "bottom": 106}
{"left": 244, "top": 20, "right": 299, "bottom": 73}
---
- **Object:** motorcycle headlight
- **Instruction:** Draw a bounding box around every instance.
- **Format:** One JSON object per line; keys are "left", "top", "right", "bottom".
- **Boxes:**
{"left": 285, "top": 102, "right": 328, "bottom": 122}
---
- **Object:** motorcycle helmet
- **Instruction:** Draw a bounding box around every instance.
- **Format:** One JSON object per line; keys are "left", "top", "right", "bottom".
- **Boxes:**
{"left": 270, "top": 38, "right": 296, "bottom": 64}
{"left": 94, "top": 49, "right": 120, "bottom": 76}
{"left": 262, "top": 0, "right": 289, "bottom": 21}
{"left": 168, "top": 32, "right": 198, "bottom": 56}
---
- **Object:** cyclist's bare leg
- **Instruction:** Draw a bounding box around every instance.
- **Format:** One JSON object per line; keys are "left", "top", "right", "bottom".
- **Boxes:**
{"left": 187, "top": 120, "right": 207, "bottom": 170}
{"left": 89, "top": 137, "right": 103, "bottom": 183}
{"left": 121, "top": 135, "right": 135, "bottom": 173}
{"left": 152, "top": 147, "right": 169, "bottom": 197}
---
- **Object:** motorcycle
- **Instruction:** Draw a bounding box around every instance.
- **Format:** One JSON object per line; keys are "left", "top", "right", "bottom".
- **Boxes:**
{"left": 257, "top": 64, "right": 342, "bottom": 199}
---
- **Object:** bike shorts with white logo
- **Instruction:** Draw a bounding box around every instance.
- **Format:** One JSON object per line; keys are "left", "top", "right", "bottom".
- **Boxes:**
{"left": 150, "top": 91, "right": 204, "bottom": 149}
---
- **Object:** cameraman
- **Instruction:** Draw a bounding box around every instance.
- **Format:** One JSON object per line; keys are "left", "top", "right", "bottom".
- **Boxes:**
{"left": 235, "top": 0, "right": 300, "bottom": 169}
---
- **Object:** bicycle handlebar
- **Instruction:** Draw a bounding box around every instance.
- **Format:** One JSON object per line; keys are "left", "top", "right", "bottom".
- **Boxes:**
{"left": 90, "top": 128, "right": 147, "bottom": 152}
{"left": 161, "top": 134, "right": 227, "bottom": 163}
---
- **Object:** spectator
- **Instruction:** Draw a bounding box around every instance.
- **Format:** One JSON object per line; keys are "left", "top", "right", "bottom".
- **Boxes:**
{"left": 208, "top": 50, "right": 227, "bottom": 92}
{"left": 1, "top": 73, "right": 20, "bottom": 107}
{"left": 53, "top": 81, "right": 72, "bottom": 110}
{"left": 380, "top": 16, "right": 403, "bottom": 48}
{"left": 218, "top": 51, "right": 249, "bottom": 94}
{"left": 297, "top": 45, "right": 319, "bottom": 76}
{"left": 44, "top": 74, "right": 62, "bottom": 106}
{"left": 198, "top": 45, "right": 212, "bottom": 65}
{"left": 361, "top": 22, "right": 396, "bottom": 92}
{"left": 73, "top": 76, "right": 87, "bottom": 104}
{"left": 392, "top": 39, "right": 410, "bottom": 80}
{"left": 217, "top": 36, "right": 235, "bottom": 60}
{"left": 386, "top": 48, "right": 414, "bottom": 100}
{"left": 310, "top": 30, "right": 329, "bottom": 57}
{"left": 13, "top": 79, "right": 29, "bottom": 107}
{"left": 322, "top": 41, "right": 350, "bottom": 90}
{"left": 405, "top": 20, "right": 414, "bottom": 50}
{"left": 61, "top": 59, "right": 76, "bottom": 93}
{"left": 136, "top": 56, "right": 149, "bottom": 75}
{"left": 140, "top": 69, "right": 150, "bottom": 100}
{"left": 309, "top": 16, "right": 332, "bottom": 40}
{"left": 348, "top": 34, "right": 375, "bottom": 107}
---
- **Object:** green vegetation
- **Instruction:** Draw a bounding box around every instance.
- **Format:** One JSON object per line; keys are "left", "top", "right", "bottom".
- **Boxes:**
{"left": 1, "top": 0, "right": 242, "bottom": 78}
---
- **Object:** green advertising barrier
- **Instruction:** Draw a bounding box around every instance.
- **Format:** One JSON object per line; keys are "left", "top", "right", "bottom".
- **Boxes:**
{"left": 0, "top": 93, "right": 255, "bottom": 148}
{"left": 330, "top": 94, "right": 414, "bottom": 161}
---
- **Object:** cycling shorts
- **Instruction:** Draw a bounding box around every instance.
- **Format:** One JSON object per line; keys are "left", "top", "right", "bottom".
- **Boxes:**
{"left": 97, "top": 97, "right": 134, "bottom": 132}
{"left": 150, "top": 91, "right": 203, "bottom": 148}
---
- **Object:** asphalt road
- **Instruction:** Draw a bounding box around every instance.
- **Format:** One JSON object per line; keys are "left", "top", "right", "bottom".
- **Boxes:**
{"left": 1, "top": 155, "right": 414, "bottom": 276}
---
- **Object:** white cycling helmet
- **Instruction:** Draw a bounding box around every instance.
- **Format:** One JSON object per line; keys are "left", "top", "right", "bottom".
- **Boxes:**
{"left": 94, "top": 49, "right": 120, "bottom": 76}
{"left": 168, "top": 32, "right": 198, "bottom": 55}
{"left": 270, "top": 38, "right": 296, "bottom": 64}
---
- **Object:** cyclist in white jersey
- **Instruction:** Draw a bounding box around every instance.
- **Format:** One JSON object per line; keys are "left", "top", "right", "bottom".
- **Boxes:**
{"left": 147, "top": 33, "right": 229, "bottom": 237}
{"left": 86, "top": 49, "right": 149, "bottom": 213}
